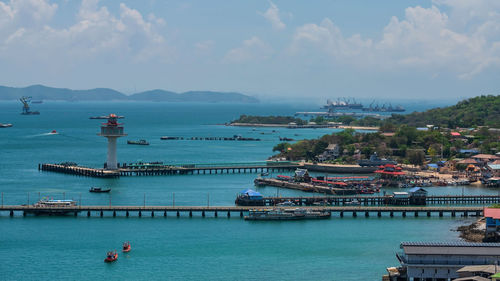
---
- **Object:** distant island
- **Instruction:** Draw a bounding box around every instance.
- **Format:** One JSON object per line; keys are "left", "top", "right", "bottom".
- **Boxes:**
{"left": 268, "top": 95, "right": 500, "bottom": 165}
{"left": 231, "top": 95, "right": 500, "bottom": 129}
{"left": 0, "top": 85, "right": 259, "bottom": 103}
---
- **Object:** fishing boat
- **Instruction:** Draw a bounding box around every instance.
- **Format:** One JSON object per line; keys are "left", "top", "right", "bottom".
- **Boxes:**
{"left": 244, "top": 208, "right": 331, "bottom": 221}
{"left": 127, "top": 139, "right": 149, "bottom": 145}
{"left": 0, "top": 123, "right": 13, "bottom": 128}
{"left": 89, "top": 187, "right": 111, "bottom": 193}
{"left": 104, "top": 251, "right": 118, "bottom": 263}
{"left": 122, "top": 242, "right": 131, "bottom": 253}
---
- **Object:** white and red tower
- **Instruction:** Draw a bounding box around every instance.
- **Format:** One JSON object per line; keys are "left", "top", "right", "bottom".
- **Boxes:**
{"left": 98, "top": 114, "right": 126, "bottom": 170}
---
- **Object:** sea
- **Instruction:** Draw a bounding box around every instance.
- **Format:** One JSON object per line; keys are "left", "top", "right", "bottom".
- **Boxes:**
{"left": 0, "top": 100, "right": 495, "bottom": 281}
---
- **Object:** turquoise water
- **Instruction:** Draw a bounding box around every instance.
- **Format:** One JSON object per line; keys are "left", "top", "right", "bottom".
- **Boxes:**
{"left": 0, "top": 101, "right": 492, "bottom": 280}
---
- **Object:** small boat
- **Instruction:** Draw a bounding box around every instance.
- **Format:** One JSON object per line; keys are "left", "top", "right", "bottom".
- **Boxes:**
{"left": 48, "top": 130, "right": 58, "bottom": 135}
{"left": 127, "top": 139, "right": 149, "bottom": 145}
{"left": 344, "top": 199, "right": 361, "bottom": 206}
{"left": 0, "top": 123, "right": 13, "bottom": 128}
{"left": 32, "top": 100, "right": 43, "bottom": 104}
{"left": 122, "top": 242, "right": 131, "bottom": 253}
{"left": 104, "top": 251, "right": 118, "bottom": 263}
{"left": 277, "top": 200, "right": 295, "bottom": 207}
{"left": 89, "top": 187, "right": 111, "bottom": 193}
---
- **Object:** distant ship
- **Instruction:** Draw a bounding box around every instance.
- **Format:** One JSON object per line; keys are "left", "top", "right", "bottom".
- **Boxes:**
{"left": 358, "top": 152, "right": 397, "bottom": 167}
{"left": 362, "top": 102, "right": 405, "bottom": 112}
{"left": 322, "top": 98, "right": 363, "bottom": 111}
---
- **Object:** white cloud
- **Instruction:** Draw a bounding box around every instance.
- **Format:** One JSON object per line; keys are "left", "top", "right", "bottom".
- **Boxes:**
{"left": 259, "top": 2, "right": 285, "bottom": 30}
{"left": 288, "top": 3, "right": 500, "bottom": 78}
{"left": 194, "top": 40, "right": 215, "bottom": 55}
{"left": 0, "top": 0, "right": 171, "bottom": 66}
{"left": 223, "top": 36, "right": 273, "bottom": 63}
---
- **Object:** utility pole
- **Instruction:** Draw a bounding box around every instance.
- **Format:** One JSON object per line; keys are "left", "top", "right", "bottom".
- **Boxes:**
{"left": 207, "top": 193, "right": 210, "bottom": 207}
{"left": 143, "top": 193, "right": 146, "bottom": 208}
{"left": 173, "top": 193, "right": 175, "bottom": 207}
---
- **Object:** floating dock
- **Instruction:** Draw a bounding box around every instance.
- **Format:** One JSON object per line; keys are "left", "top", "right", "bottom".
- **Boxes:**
{"left": 0, "top": 205, "right": 484, "bottom": 218}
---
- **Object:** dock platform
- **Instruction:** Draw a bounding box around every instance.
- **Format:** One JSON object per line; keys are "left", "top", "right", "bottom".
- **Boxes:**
{"left": 0, "top": 205, "right": 485, "bottom": 218}
{"left": 243, "top": 195, "right": 500, "bottom": 206}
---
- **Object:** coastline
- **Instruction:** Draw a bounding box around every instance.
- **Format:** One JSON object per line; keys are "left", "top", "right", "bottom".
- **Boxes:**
{"left": 228, "top": 122, "right": 379, "bottom": 131}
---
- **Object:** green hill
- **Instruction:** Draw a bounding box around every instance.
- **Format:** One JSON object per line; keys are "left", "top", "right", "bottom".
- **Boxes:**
{"left": 388, "top": 95, "right": 500, "bottom": 128}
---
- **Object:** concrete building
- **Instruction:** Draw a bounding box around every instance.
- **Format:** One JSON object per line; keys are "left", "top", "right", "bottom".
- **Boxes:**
{"left": 98, "top": 114, "right": 127, "bottom": 170}
{"left": 485, "top": 208, "right": 500, "bottom": 242}
{"left": 317, "top": 143, "right": 340, "bottom": 162}
{"left": 392, "top": 242, "right": 500, "bottom": 281}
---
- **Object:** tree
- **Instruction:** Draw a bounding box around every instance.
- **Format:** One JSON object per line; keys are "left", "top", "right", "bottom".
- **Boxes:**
{"left": 407, "top": 150, "right": 425, "bottom": 166}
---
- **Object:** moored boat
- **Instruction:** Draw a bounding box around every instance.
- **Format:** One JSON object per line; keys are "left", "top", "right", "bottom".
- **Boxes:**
{"left": 244, "top": 208, "right": 331, "bottom": 221}
{"left": 104, "top": 251, "right": 118, "bottom": 262}
{"left": 127, "top": 139, "right": 149, "bottom": 145}
{"left": 122, "top": 242, "right": 131, "bottom": 253}
{"left": 89, "top": 187, "right": 111, "bottom": 193}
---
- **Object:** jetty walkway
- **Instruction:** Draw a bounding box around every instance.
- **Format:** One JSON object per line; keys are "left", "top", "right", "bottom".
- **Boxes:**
{"left": 39, "top": 162, "right": 300, "bottom": 178}
{"left": 0, "top": 205, "right": 484, "bottom": 218}
{"left": 255, "top": 195, "right": 500, "bottom": 206}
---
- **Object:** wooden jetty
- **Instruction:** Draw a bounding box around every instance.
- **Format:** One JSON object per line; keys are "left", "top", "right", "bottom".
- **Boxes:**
{"left": 0, "top": 205, "right": 485, "bottom": 218}
{"left": 244, "top": 195, "right": 500, "bottom": 206}
{"left": 39, "top": 162, "right": 300, "bottom": 178}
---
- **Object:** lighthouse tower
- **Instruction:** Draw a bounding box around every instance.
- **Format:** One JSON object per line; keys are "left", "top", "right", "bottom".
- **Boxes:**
{"left": 98, "top": 114, "right": 127, "bottom": 170}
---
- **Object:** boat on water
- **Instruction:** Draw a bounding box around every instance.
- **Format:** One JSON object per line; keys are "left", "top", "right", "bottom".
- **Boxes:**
{"left": 344, "top": 199, "right": 361, "bottom": 206}
{"left": 104, "top": 251, "right": 118, "bottom": 263}
{"left": 358, "top": 152, "right": 397, "bottom": 167}
{"left": 48, "top": 130, "right": 58, "bottom": 135}
{"left": 0, "top": 123, "right": 13, "bottom": 128}
{"left": 160, "top": 136, "right": 181, "bottom": 140}
{"left": 89, "top": 187, "right": 111, "bottom": 193}
{"left": 244, "top": 208, "right": 331, "bottom": 221}
{"left": 127, "top": 139, "right": 149, "bottom": 145}
{"left": 26, "top": 199, "right": 78, "bottom": 215}
{"left": 32, "top": 100, "right": 43, "bottom": 104}
{"left": 122, "top": 242, "right": 131, "bottom": 253}
{"left": 90, "top": 115, "right": 124, "bottom": 119}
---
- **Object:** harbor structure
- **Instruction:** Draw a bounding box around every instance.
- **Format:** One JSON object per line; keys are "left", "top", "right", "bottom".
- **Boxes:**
{"left": 97, "top": 114, "right": 127, "bottom": 170}
{"left": 19, "top": 96, "right": 40, "bottom": 115}
{"left": 387, "top": 242, "right": 500, "bottom": 281}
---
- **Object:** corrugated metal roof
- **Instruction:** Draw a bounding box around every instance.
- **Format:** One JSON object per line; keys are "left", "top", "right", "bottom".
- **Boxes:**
{"left": 488, "top": 164, "right": 500, "bottom": 170}
{"left": 484, "top": 208, "right": 500, "bottom": 219}
{"left": 401, "top": 241, "right": 500, "bottom": 247}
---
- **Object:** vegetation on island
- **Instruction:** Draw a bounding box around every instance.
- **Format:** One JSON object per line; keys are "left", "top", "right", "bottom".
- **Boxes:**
{"left": 273, "top": 125, "right": 500, "bottom": 165}
{"left": 232, "top": 115, "right": 307, "bottom": 125}
{"left": 234, "top": 95, "right": 500, "bottom": 129}
{"left": 388, "top": 95, "right": 500, "bottom": 128}
{"left": 272, "top": 95, "right": 500, "bottom": 165}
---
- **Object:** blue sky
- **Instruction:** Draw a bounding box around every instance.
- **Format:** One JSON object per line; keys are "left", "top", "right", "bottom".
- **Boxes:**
{"left": 0, "top": 0, "right": 499, "bottom": 102}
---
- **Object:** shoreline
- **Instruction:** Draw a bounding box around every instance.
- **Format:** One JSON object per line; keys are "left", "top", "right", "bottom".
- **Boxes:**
{"left": 228, "top": 122, "right": 379, "bottom": 131}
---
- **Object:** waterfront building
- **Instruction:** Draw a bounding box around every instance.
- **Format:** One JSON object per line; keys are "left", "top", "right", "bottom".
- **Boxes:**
{"left": 317, "top": 143, "right": 340, "bottom": 162}
{"left": 294, "top": 168, "right": 311, "bottom": 182}
{"left": 390, "top": 242, "right": 500, "bottom": 281}
{"left": 485, "top": 208, "right": 500, "bottom": 242}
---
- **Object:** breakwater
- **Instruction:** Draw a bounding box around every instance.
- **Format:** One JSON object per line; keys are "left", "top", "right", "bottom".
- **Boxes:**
{"left": 254, "top": 177, "right": 356, "bottom": 195}
{"left": 0, "top": 205, "right": 484, "bottom": 218}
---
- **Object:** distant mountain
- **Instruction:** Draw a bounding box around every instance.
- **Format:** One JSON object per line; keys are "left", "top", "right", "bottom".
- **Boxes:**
{"left": 0, "top": 85, "right": 259, "bottom": 103}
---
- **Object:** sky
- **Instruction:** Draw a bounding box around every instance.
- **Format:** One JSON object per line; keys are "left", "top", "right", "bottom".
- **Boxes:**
{"left": 0, "top": 0, "right": 499, "bottom": 102}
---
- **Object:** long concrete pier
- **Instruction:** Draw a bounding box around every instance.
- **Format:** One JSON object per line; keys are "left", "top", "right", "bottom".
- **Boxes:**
{"left": 39, "top": 163, "right": 299, "bottom": 178}
{"left": 0, "top": 205, "right": 484, "bottom": 218}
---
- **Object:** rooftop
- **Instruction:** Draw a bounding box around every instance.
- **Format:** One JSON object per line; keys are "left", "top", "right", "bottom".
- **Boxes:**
{"left": 484, "top": 208, "right": 500, "bottom": 220}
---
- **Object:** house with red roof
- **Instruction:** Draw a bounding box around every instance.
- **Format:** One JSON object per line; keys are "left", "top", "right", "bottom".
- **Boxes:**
{"left": 484, "top": 207, "right": 500, "bottom": 241}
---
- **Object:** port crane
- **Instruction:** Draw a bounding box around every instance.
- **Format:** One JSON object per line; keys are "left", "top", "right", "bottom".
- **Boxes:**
{"left": 20, "top": 96, "right": 40, "bottom": 115}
